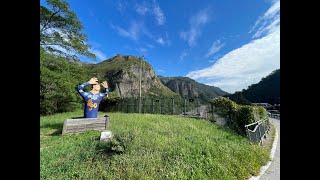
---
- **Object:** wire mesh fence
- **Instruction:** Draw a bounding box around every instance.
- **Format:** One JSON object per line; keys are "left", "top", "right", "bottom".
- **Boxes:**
{"left": 103, "top": 96, "right": 214, "bottom": 119}
{"left": 245, "top": 117, "right": 270, "bottom": 144}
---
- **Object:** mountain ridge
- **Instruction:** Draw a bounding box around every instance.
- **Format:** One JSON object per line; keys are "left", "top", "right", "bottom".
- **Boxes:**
{"left": 159, "top": 76, "right": 228, "bottom": 102}
{"left": 225, "top": 69, "right": 280, "bottom": 105}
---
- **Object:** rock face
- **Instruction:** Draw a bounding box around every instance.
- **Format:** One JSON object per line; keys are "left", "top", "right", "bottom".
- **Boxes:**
{"left": 165, "top": 79, "right": 199, "bottom": 97}
{"left": 159, "top": 76, "right": 228, "bottom": 102}
{"left": 88, "top": 54, "right": 176, "bottom": 97}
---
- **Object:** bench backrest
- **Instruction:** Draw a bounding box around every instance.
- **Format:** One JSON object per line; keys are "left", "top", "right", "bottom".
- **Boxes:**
{"left": 62, "top": 116, "right": 110, "bottom": 135}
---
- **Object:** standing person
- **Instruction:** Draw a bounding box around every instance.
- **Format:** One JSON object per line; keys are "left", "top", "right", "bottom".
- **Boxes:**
{"left": 77, "top": 77, "right": 109, "bottom": 118}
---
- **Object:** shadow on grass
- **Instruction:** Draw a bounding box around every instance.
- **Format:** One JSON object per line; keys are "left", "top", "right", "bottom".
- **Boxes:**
{"left": 95, "top": 141, "right": 119, "bottom": 157}
{"left": 41, "top": 116, "right": 85, "bottom": 136}
{"left": 40, "top": 123, "right": 63, "bottom": 136}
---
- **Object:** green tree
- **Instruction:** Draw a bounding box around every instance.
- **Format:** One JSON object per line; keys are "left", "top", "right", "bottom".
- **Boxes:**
{"left": 226, "top": 92, "right": 251, "bottom": 105}
{"left": 40, "top": 47, "right": 92, "bottom": 115}
{"left": 224, "top": 69, "right": 280, "bottom": 105}
{"left": 40, "top": 0, "right": 98, "bottom": 115}
{"left": 40, "top": 0, "right": 95, "bottom": 61}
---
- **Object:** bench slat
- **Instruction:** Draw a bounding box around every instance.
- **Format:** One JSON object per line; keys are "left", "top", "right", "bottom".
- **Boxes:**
{"left": 62, "top": 116, "right": 110, "bottom": 135}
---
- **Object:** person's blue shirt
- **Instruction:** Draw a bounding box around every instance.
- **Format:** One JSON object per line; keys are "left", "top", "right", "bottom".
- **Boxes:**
{"left": 77, "top": 82, "right": 109, "bottom": 118}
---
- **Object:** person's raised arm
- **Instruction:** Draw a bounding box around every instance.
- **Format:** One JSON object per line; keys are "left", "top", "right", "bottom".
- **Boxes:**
{"left": 77, "top": 77, "right": 98, "bottom": 96}
{"left": 100, "top": 81, "right": 109, "bottom": 97}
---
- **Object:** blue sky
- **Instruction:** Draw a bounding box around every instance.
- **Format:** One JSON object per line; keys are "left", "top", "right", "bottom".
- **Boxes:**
{"left": 41, "top": 0, "right": 280, "bottom": 93}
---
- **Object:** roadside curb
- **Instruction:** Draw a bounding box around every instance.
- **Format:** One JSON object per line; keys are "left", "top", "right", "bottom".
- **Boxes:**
{"left": 248, "top": 121, "right": 279, "bottom": 180}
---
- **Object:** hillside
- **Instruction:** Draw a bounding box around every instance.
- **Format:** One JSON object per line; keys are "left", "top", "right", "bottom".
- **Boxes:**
{"left": 225, "top": 69, "right": 280, "bottom": 105}
{"left": 159, "top": 76, "right": 228, "bottom": 102}
{"left": 85, "top": 54, "right": 177, "bottom": 98}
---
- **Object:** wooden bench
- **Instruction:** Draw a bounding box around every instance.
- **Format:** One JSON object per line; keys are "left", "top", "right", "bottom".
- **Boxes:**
{"left": 62, "top": 115, "right": 110, "bottom": 135}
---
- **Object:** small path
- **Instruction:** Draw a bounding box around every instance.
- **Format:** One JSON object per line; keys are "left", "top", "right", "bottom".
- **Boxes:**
{"left": 252, "top": 118, "right": 280, "bottom": 180}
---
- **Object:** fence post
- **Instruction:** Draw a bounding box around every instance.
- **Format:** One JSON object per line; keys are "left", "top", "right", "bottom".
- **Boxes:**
{"left": 118, "top": 98, "right": 122, "bottom": 112}
{"left": 262, "top": 119, "right": 267, "bottom": 139}
{"left": 210, "top": 102, "right": 215, "bottom": 122}
{"left": 126, "top": 99, "right": 129, "bottom": 113}
{"left": 171, "top": 97, "right": 175, "bottom": 114}
{"left": 245, "top": 126, "right": 251, "bottom": 142}
{"left": 133, "top": 97, "right": 136, "bottom": 113}
{"left": 258, "top": 122, "right": 262, "bottom": 144}
{"left": 267, "top": 117, "right": 270, "bottom": 132}
{"left": 161, "top": 97, "right": 164, "bottom": 114}
{"left": 142, "top": 98, "right": 146, "bottom": 113}
{"left": 155, "top": 99, "right": 158, "bottom": 114}
{"left": 151, "top": 98, "right": 154, "bottom": 114}
{"left": 184, "top": 98, "right": 187, "bottom": 115}
{"left": 196, "top": 97, "right": 200, "bottom": 117}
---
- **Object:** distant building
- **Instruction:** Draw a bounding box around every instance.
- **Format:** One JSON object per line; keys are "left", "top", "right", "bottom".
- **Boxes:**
{"left": 251, "top": 103, "right": 272, "bottom": 108}
{"left": 251, "top": 103, "right": 280, "bottom": 112}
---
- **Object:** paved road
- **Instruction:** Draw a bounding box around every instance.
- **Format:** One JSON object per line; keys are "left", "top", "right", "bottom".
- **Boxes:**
{"left": 259, "top": 118, "right": 280, "bottom": 180}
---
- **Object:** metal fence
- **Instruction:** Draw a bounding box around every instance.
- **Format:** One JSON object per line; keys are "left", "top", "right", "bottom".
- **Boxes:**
{"left": 105, "top": 96, "right": 215, "bottom": 120}
{"left": 245, "top": 117, "right": 270, "bottom": 144}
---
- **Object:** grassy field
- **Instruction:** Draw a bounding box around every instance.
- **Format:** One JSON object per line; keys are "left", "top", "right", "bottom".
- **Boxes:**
{"left": 40, "top": 110, "right": 270, "bottom": 179}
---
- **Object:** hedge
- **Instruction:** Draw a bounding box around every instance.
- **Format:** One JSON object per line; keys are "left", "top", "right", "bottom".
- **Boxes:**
{"left": 211, "top": 97, "right": 267, "bottom": 135}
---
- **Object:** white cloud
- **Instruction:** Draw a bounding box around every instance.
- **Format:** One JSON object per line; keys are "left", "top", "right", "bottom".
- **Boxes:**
{"left": 180, "top": 51, "right": 188, "bottom": 60}
{"left": 135, "top": 0, "right": 166, "bottom": 25}
{"left": 156, "top": 37, "right": 170, "bottom": 46}
{"left": 152, "top": 0, "right": 166, "bottom": 25}
{"left": 186, "top": 1, "right": 280, "bottom": 93}
{"left": 135, "top": 2, "right": 149, "bottom": 15}
{"left": 111, "top": 21, "right": 148, "bottom": 41}
{"left": 90, "top": 41, "right": 102, "bottom": 48}
{"left": 90, "top": 49, "right": 107, "bottom": 61}
{"left": 146, "top": 43, "right": 154, "bottom": 48}
{"left": 208, "top": 54, "right": 222, "bottom": 63}
{"left": 156, "top": 32, "right": 170, "bottom": 46}
{"left": 180, "top": 9, "right": 209, "bottom": 47}
{"left": 205, "top": 40, "right": 225, "bottom": 58}
{"left": 115, "top": 0, "right": 127, "bottom": 14}
{"left": 158, "top": 69, "right": 165, "bottom": 73}
{"left": 157, "top": 37, "right": 165, "bottom": 45}
{"left": 249, "top": 0, "right": 280, "bottom": 38}
{"left": 187, "top": 30, "right": 279, "bottom": 93}
{"left": 138, "top": 47, "right": 147, "bottom": 53}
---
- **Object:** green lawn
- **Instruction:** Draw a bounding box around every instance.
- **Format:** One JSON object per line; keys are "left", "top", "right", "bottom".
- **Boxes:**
{"left": 40, "top": 110, "right": 270, "bottom": 180}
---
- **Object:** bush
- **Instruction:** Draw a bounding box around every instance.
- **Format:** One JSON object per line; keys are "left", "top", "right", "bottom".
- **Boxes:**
{"left": 96, "top": 132, "right": 135, "bottom": 154}
{"left": 211, "top": 97, "right": 267, "bottom": 135}
{"left": 212, "top": 97, "right": 238, "bottom": 116}
{"left": 99, "top": 91, "right": 122, "bottom": 112}
{"left": 256, "top": 106, "right": 267, "bottom": 120}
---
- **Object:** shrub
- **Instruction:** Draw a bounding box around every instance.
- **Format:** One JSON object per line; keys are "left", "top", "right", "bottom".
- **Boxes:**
{"left": 99, "top": 91, "right": 122, "bottom": 112}
{"left": 96, "top": 132, "right": 135, "bottom": 154}
{"left": 256, "top": 106, "right": 267, "bottom": 120}
{"left": 211, "top": 97, "right": 238, "bottom": 117}
{"left": 211, "top": 97, "right": 267, "bottom": 135}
